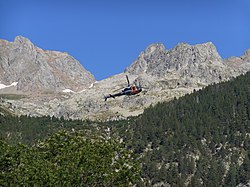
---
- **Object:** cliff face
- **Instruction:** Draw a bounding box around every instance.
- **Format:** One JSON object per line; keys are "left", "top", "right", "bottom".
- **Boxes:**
{"left": 0, "top": 36, "right": 95, "bottom": 94}
{"left": 126, "top": 42, "right": 237, "bottom": 85}
{"left": 1, "top": 37, "right": 250, "bottom": 121}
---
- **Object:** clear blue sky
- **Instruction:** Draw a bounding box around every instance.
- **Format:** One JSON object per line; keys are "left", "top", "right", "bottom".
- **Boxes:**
{"left": 1, "top": 0, "right": 249, "bottom": 80}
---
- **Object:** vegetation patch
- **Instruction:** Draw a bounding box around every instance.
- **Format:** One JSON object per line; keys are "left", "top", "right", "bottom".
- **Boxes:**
{"left": 0, "top": 94, "right": 26, "bottom": 100}
{"left": 0, "top": 72, "right": 250, "bottom": 186}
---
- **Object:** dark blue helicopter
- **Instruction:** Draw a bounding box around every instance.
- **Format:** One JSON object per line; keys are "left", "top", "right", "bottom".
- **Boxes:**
{"left": 104, "top": 75, "right": 142, "bottom": 101}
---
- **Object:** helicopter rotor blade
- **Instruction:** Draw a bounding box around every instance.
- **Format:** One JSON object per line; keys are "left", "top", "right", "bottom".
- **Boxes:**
{"left": 138, "top": 80, "right": 141, "bottom": 89}
{"left": 126, "top": 75, "right": 130, "bottom": 87}
{"left": 137, "top": 80, "right": 148, "bottom": 89}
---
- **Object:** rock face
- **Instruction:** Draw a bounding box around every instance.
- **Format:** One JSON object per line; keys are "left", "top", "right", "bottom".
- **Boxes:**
{"left": 125, "top": 43, "right": 167, "bottom": 75}
{"left": 1, "top": 38, "right": 250, "bottom": 121}
{"left": 223, "top": 49, "right": 250, "bottom": 74}
{"left": 0, "top": 36, "right": 95, "bottom": 94}
{"left": 126, "top": 42, "right": 228, "bottom": 85}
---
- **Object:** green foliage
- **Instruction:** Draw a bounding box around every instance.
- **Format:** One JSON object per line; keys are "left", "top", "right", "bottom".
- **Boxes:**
{"left": 126, "top": 72, "right": 250, "bottom": 186}
{"left": 1, "top": 72, "right": 250, "bottom": 186}
{"left": 0, "top": 131, "right": 140, "bottom": 186}
{"left": 0, "top": 94, "right": 26, "bottom": 100}
{"left": 0, "top": 113, "right": 100, "bottom": 145}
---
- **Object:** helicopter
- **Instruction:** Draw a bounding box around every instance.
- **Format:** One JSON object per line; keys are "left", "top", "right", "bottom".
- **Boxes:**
{"left": 104, "top": 75, "right": 143, "bottom": 101}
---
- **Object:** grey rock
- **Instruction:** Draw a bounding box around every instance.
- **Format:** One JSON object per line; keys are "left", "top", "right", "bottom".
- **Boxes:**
{"left": 125, "top": 43, "right": 166, "bottom": 74}
{"left": 0, "top": 36, "right": 95, "bottom": 93}
{"left": 126, "top": 42, "right": 226, "bottom": 85}
{"left": 1, "top": 38, "right": 250, "bottom": 121}
{"left": 224, "top": 49, "right": 250, "bottom": 74}
{"left": 237, "top": 181, "right": 250, "bottom": 187}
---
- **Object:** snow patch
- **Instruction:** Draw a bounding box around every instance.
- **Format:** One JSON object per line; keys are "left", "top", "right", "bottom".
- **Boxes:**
{"left": 0, "top": 82, "right": 18, "bottom": 90}
{"left": 11, "top": 82, "right": 18, "bottom": 86}
{"left": 0, "top": 84, "right": 6, "bottom": 89}
{"left": 89, "top": 83, "right": 94, "bottom": 88}
{"left": 62, "top": 89, "right": 75, "bottom": 93}
{"left": 89, "top": 81, "right": 98, "bottom": 89}
{"left": 76, "top": 81, "right": 99, "bottom": 93}
{"left": 78, "top": 89, "right": 86, "bottom": 93}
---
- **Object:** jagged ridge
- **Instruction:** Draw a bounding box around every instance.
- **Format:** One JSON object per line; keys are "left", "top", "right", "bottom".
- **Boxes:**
{"left": 0, "top": 36, "right": 95, "bottom": 94}
{"left": 0, "top": 37, "right": 250, "bottom": 121}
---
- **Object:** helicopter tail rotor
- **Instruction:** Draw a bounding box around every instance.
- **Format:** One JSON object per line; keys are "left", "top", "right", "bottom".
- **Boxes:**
{"left": 136, "top": 79, "right": 149, "bottom": 93}
{"left": 138, "top": 80, "right": 142, "bottom": 89}
{"left": 104, "top": 94, "right": 115, "bottom": 101}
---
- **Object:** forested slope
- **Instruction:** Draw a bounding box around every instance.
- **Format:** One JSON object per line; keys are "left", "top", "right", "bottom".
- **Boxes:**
{"left": 0, "top": 72, "right": 250, "bottom": 186}
{"left": 0, "top": 112, "right": 94, "bottom": 145}
{"left": 127, "top": 72, "right": 250, "bottom": 186}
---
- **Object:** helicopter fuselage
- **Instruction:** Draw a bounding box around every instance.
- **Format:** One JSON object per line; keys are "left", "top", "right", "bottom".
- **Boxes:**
{"left": 104, "top": 75, "right": 142, "bottom": 101}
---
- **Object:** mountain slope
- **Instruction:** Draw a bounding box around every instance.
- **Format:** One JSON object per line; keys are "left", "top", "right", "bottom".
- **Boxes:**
{"left": 121, "top": 71, "right": 250, "bottom": 186}
{"left": 0, "top": 69, "right": 249, "bottom": 186}
{"left": 0, "top": 36, "right": 95, "bottom": 94}
{"left": 1, "top": 37, "right": 250, "bottom": 121}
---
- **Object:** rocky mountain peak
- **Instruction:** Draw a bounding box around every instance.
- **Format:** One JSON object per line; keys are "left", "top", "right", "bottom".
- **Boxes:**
{"left": 194, "top": 42, "right": 222, "bottom": 62}
{"left": 242, "top": 49, "right": 250, "bottom": 61}
{"left": 11, "top": 36, "right": 37, "bottom": 59}
{"left": 126, "top": 41, "right": 223, "bottom": 78}
{"left": 0, "top": 36, "right": 96, "bottom": 94}
{"left": 14, "top": 35, "right": 32, "bottom": 45}
{"left": 1, "top": 39, "right": 250, "bottom": 121}
{"left": 245, "top": 49, "right": 250, "bottom": 55}
{"left": 125, "top": 43, "right": 167, "bottom": 74}
{"left": 168, "top": 41, "right": 222, "bottom": 66}
{"left": 223, "top": 48, "right": 250, "bottom": 74}
{"left": 145, "top": 43, "right": 166, "bottom": 54}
